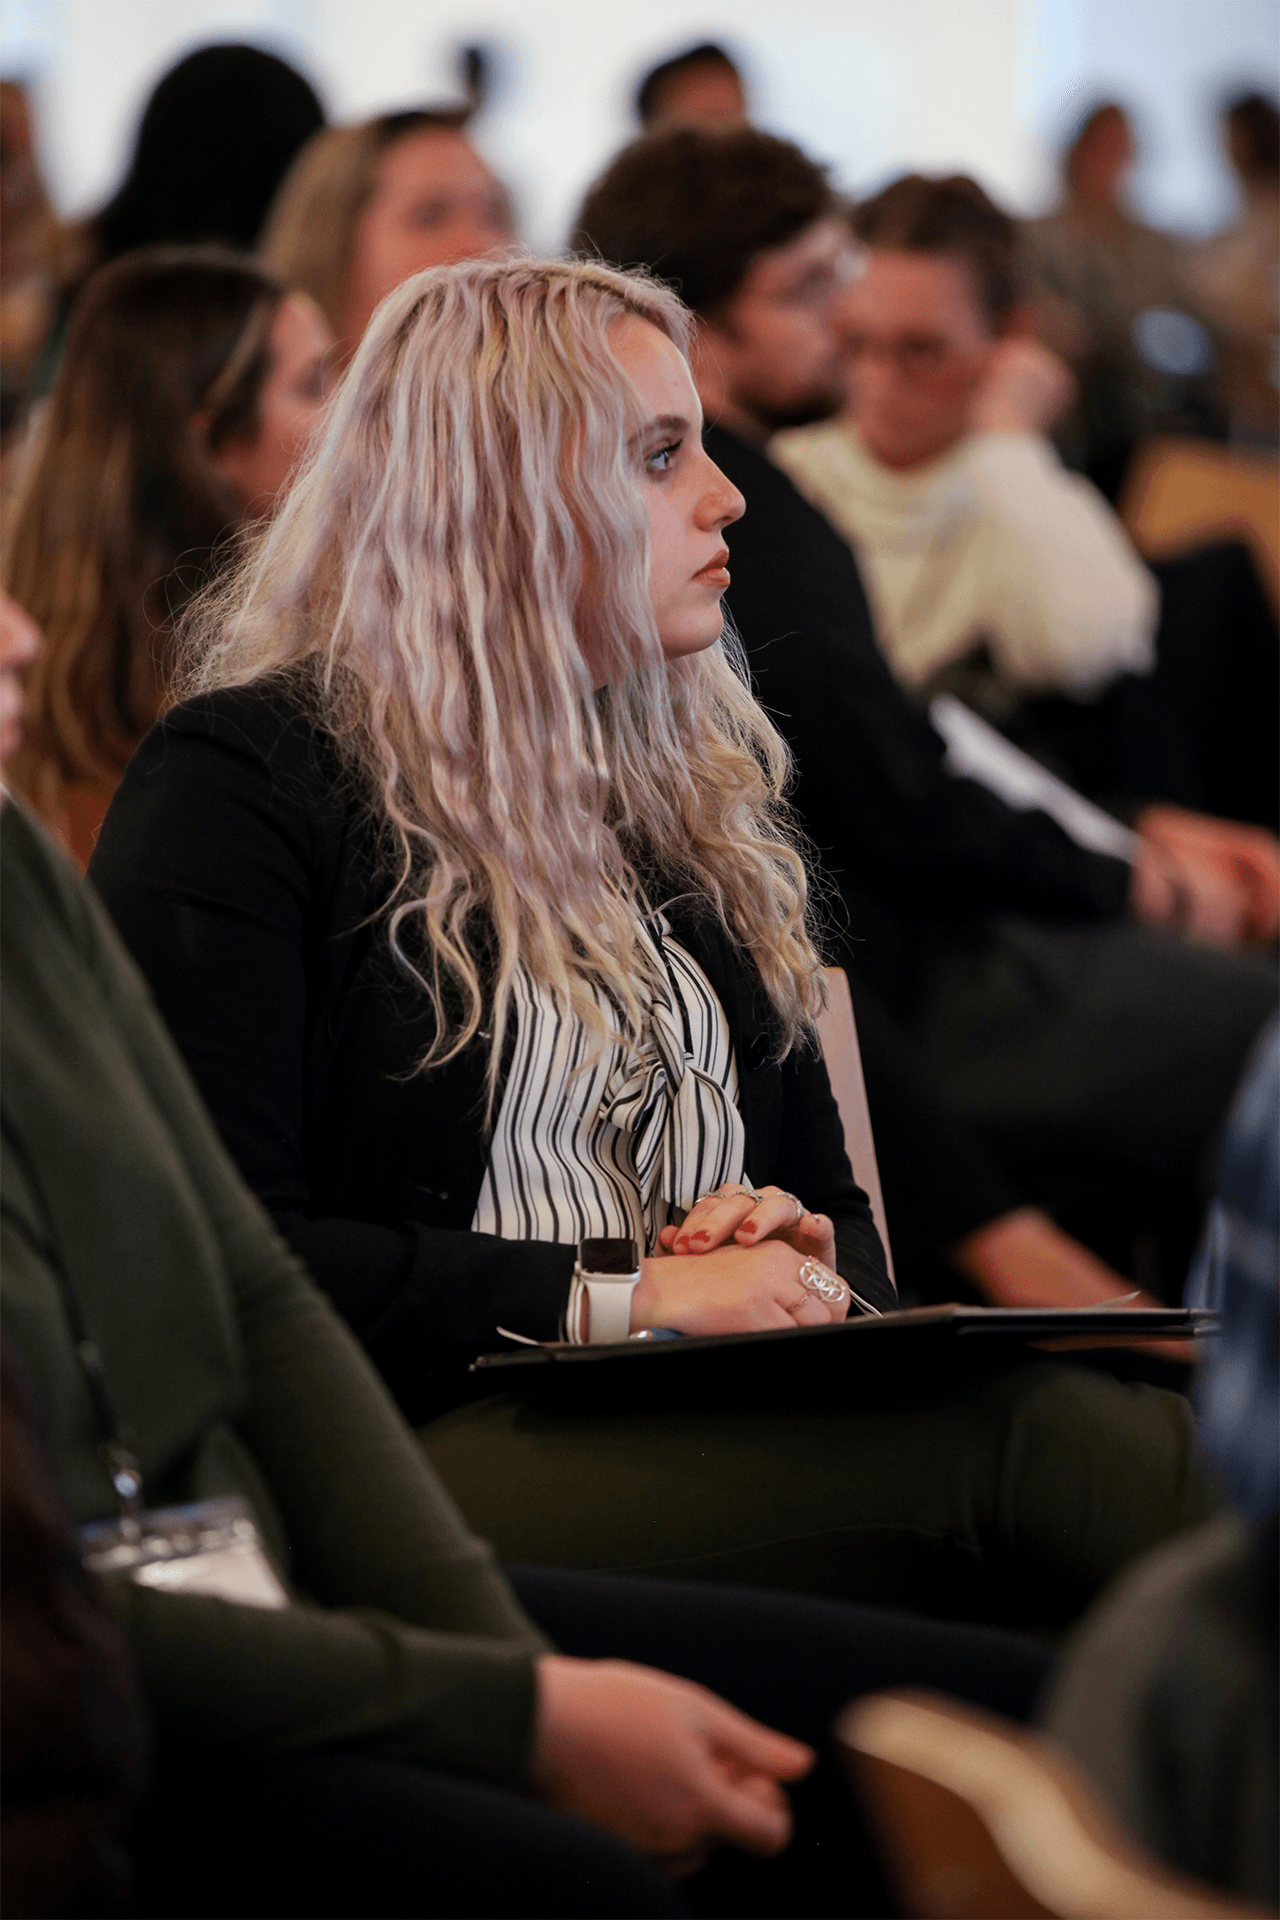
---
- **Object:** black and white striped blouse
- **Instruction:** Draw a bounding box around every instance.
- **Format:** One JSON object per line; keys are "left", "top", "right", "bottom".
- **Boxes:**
{"left": 472, "top": 916, "right": 747, "bottom": 1252}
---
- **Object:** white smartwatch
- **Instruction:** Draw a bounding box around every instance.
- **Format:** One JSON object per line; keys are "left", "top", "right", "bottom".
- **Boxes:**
{"left": 570, "top": 1236, "right": 642, "bottom": 1344}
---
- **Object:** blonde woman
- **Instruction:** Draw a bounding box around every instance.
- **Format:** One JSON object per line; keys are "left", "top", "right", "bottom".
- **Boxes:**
{"left": 260, "top": 107, "right": 514, "bottom": 361}
{"left": 92, "top": 257, "right": 1209, "bottom": 1622}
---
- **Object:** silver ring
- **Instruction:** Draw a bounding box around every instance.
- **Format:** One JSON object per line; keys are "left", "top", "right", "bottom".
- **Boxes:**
{"left": 798, "top": 1258, "right": 848, "bottom": 1305}
{"left": 738, "top": 1186, "right": 804, "bottom": 1224}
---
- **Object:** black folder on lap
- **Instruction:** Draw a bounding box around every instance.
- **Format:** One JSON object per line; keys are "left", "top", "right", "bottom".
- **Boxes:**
{"left": 469, "top": 1304, "right": 1213, "bottom": 1412}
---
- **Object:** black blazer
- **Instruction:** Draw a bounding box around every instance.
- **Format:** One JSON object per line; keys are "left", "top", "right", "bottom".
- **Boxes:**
{"left": 705, "top": 427, "right": 1133, "bottom": 1012}
{"left": 90, "top": 685, "right": 893, "bottom": 1421}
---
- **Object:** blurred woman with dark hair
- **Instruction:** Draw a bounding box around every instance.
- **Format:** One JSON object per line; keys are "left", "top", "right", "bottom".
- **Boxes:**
{"left": 2, "top": 247, "right": 333, "bottom": 867}
{"left": 22, "top": 44, "right": 327, "bottom": 408}
{"left": 93, "top": 44, "right": 325, "bottom": 262}
{"left": 260, "top": 108, "right": 514, "bottom": 362}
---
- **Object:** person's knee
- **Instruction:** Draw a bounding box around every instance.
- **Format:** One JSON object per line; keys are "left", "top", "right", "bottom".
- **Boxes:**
{"left": 996, "top": 1367, "right": 1217, "bottom": 1589}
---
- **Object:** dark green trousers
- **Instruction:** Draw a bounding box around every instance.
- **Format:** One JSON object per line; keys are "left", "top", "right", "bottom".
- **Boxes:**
{"left": 420, "top": 1360, "right": 1215, "bottom": 1632}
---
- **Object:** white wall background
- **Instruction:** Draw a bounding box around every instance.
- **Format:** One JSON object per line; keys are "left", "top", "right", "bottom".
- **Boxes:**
{"left": 1, "top": 0, "right": 1276, "bottom": 249}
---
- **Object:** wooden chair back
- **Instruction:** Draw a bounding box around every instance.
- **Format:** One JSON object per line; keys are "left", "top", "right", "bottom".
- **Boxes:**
{"left": 836, "top": 1688, "right": 1269, "bottom": 1920}
{"left": 815, "top": 967, "right": 894, "bottom": 1284}
{"left": 1121, "top": 436, "right": 1280, "bottom": 613}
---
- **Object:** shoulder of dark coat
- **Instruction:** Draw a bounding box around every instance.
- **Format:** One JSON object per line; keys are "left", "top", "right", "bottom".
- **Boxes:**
{"left": 154, "top": 676, "right": 355, "bottom": 826}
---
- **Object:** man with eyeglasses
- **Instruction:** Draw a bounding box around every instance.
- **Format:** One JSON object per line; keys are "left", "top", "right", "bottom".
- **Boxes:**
{"left": 575, "top": 127, "right": 1277, "bottom": 1303}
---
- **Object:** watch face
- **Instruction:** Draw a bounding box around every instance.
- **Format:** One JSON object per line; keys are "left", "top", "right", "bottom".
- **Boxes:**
{"left": 579, "top": 1236, "right": 639, "bottom": 1275}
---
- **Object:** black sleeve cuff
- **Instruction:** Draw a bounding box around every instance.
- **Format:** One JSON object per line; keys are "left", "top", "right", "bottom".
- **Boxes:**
{"left": 276, "top": 1213, "right": 576, "bottom": 1425}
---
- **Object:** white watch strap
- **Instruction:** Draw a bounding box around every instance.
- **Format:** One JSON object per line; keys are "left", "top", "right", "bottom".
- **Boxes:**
{"left": 582, "top": 1274, "right": 640, "bottom": 1344}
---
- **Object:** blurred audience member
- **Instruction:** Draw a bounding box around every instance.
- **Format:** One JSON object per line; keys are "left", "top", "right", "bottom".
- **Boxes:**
{"left": 774, "top": 172, "right": 1280, "bottom": 828}
{"left": 1043, "top": 1018, "right": 1278, "bottom": 1907}
{"left": 827, "top": 979, "right": 1194, "bottom": 1325}
{"left": 93, "top": 44, "right": 324, "bottom": 259}
{"left": 1025, "top": 103, "right": 1213, "bottom": 499}
{"left": 3, "top": 249, "right": 333, "bottom": 869}
{"left": 777, "top": 175, "right": 1155, "bottom": 702}
{"left": 28, "top": 45, "right": 325, "bottom": 406}
{"left": 2, "top": 603, "right": 151, "bottom": 1920}
{"left": 635, "top": 43, "right": 749, "bottom": 132}
{"left": 1185, "top": 91, "right": 1280, "bottom": 446}
{"left": 576, "top": 126, "right": 1277, "bottom": 1290}
{"left": 1029, "top": 103, "right": 1182, "bottom": 335}
{"left": 1186, "top": 1019, "right": 1279, "bottom": 1519}
{"left": 0, "top": 82, "right": 74, "bottom": 457}
{"left": 261, "top": 109, "right": 515, "bottom": 362}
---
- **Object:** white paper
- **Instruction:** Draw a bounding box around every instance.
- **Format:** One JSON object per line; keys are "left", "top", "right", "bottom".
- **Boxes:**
{"left": 930, "top": 694, "right": 1139, "bottom": 863}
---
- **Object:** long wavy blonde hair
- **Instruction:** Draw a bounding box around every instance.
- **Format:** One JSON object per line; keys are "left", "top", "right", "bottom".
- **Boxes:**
{"left": 179, "top": 254, "right": 822, "bottom": 1086}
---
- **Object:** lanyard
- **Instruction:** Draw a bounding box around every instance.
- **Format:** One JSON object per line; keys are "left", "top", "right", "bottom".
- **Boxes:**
{"left": 1, "top": 1112, "right": 145, "bottom": 1538}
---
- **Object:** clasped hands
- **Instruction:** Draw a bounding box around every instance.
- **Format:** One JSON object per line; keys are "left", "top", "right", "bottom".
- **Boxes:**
{"left": 629, "top": 1182, "right": 850, "bottom": 1336}
{"left": 1130, "top": 805, "right": 1280, "bottom": 947}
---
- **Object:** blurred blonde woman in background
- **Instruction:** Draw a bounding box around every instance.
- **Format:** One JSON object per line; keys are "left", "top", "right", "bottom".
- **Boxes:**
{"left": 260, "top": 107, "right": 514, "bottom": 362}
{"left": 2, "top": 246, "right": 333, "bottom": 866}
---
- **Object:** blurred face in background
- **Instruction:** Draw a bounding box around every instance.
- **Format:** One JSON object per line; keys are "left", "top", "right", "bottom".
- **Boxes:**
{"left": 648, "top": 61, "right": 747, "bottom": 132}
{"left": 338, "top": 129, "right": 514, "bottom": 349}
{"left": 700, "top": 216, "right": 858, "bottom": 432}
{"left": 1067, "top": 107, "right": 1133, "bottom": 209}
{"left": 212, "top": 292, "right": 336, "bottom": 515}
{"left": 838, "top": 249, "right": 995, "bottom": 470}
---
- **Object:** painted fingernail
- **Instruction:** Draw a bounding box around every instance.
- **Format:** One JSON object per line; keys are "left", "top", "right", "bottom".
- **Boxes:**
{"left": 692, "top": 1231, "right": 711, "bottom": 1246}
{"left": 740, "top": 1221, "right": 759, "bottom": 1235}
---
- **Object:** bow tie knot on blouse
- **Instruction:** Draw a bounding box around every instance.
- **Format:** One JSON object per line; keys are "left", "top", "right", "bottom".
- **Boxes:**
{"left": 471, "top": 916, "right": 748, "bottom": 1253}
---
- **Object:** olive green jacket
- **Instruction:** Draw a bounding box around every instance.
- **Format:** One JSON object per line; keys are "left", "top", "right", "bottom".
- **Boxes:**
{"left": 0, "top": 800, "right": 547, "bottom": 1783}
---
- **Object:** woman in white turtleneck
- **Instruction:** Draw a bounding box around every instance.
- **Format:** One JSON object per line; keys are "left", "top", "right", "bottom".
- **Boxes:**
{"left": 772, "top": 231, "right": 1157, "bottom": 702}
